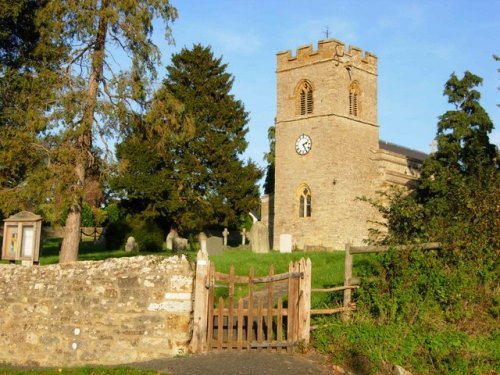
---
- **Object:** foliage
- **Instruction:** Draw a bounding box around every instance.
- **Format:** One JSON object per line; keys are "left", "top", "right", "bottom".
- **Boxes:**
{"left": 0, "top": 0, "right": 178, "bottom": 262}
{"left": 325, "top": 71, "right": 500, "bottom": 373}
{"left": 105, "top": 202, "right": 121, "bottom": 224}
{"left": 104, "top": 221, "right": 131, "bottom": 251}
{"left": 113, "top": 44, "right": 262, "bottom": 233}
{"left": 263, "top": 125, "right": 275, "bottom": 194}
{"left": 0, "top": 0, "right": 63, "bottom": 221}
{"left": 128, "top": 218, "right": 165, "bottom": 252}
{"left": 313, "top": 319, "right": 499, "bottom": 375}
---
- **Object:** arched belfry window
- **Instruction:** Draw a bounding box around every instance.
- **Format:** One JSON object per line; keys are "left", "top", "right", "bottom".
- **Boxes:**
{"left": 297, "top": 185, "right": 312, "bottom": 218}
{"left": 297, "top": 81, "right": 313, "bottom": 115}
{"left": 349, "top": 81, "right": 361, "bottom": 116}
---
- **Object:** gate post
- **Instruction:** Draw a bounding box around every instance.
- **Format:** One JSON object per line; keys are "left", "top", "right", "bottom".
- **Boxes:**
{"left": 343, "top": 243, "right": 353, "bottom": 320}
{"left": 189, "top": 250, "right": 210, "bottom": 353}
{"left": 298, "top": 258, "right": 312, "bottom": 344}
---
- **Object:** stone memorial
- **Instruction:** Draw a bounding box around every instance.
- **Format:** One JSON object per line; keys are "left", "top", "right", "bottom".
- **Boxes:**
{"left": 173, "top": 237, "right": 188, "bottom": 251}
{"left": 240, "top": 228, "right": 247, "bottom": 245}
{"left": 125, "top": 236, "right": 138, "bottom": 252}
{"left": 222, "top": 228, "right": 229, "bottom": 246}
{"left": 249, "top": 221, "right": 270, "bottom": 253}
{"left": 206, "top": 236, "right": 224, "bottom": 256}
{"left": 166, "top": 229, "right": 178, "bottom": 251}
{"left": 279, "top": 234, "right": 293, "bottom": 253}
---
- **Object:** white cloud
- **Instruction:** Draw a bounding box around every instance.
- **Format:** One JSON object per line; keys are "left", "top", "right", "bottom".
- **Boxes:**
{"left": 211, "top": 31, "right": 262, "bottom": 54}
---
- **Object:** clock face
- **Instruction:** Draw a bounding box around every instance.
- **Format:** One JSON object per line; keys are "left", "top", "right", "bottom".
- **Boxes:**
{"left": 295, "top": 134, "right": 312, "bottom": 155}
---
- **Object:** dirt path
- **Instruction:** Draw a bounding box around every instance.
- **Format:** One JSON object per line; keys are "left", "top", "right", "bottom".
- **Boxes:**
{"left": 129, "top": 351, "right": 341, "bottom": 375}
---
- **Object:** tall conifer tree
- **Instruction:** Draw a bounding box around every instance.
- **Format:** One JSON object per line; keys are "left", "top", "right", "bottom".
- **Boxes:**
{"left": 114, "top": 44, "right": 262, "bottom": 232}
{"left": 1, "top": 0, "right": 178, "bottom": 262}
{"left": 0, "top": 0, "right": 63, "bottom": 220}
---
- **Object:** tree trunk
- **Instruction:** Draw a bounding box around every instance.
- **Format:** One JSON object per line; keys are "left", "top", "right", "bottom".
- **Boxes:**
{"left": 59, "top": 205, "right": 81, "bottom": 263}
{"left": 58, "top": 1, "right": 109, "bottom": 263}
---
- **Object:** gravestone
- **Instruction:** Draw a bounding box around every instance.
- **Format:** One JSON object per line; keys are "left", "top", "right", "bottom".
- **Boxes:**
{"left": 279, "top": 234, "right": 293, "bottom": 253}
{"left": 173, "top": 237, "right": 188, "bottom": 251}
{"left": 222, "top": 228, "right": 229, "bottom": 246}
{"left": 240, "top": 228, "right": 247, "bottom": 245}
{"left": 206, "top": 236, "right": 224, "bottom": 256}
{"left": 166, "top": 229, "right": 178, "bottom": 251}
{"left": 249, "top": 222, "right": 270, "bottom": 254}
{"left": 125, "top": 236, "right": 138, "bottom": 252}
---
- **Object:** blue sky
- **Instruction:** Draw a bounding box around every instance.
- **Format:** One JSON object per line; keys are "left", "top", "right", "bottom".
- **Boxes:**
{"left": 149, "top": 0, "right": 499, "bottom": 180}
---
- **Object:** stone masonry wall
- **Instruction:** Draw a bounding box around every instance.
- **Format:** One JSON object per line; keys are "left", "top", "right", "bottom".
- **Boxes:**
{"left": 0, "top": 256, "right": 194, "bottom": 367}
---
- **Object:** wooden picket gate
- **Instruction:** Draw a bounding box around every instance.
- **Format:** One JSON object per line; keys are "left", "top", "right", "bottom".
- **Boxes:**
{"left": 190, "top": 252, "right": 311, "bottom": 353}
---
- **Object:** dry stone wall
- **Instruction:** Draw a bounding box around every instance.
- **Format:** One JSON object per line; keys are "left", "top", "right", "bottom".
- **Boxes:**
{"left": 0, "top": 255, "right": 194, "bottom": 367}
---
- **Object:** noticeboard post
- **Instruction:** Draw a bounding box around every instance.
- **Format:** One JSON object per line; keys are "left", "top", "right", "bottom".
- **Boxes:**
{"left": 2, "top": 211, "right": 42, "bottom": 266}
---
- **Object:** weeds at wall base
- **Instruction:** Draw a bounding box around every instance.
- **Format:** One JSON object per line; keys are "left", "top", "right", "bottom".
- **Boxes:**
{"left": 311, "top": 317, "right": 499, "bottom": 375}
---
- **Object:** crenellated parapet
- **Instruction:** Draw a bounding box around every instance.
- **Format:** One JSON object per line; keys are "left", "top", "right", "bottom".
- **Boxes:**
{"left": 277, "top": 38, "right": 377, "bottom": 74}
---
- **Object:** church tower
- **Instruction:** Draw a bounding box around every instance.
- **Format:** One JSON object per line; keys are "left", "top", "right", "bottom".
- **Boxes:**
{"left": 272, "top": 39, "right": 381, "bottom": 250}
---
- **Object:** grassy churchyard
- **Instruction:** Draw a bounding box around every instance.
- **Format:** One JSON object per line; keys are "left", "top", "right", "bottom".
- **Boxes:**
{"left": 3, "top": 237, "right": 374, "bottom": 311}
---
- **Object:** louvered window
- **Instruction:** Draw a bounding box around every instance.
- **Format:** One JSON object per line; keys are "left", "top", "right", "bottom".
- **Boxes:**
{"left": 349, "top": 82, "right": 360, "bottom": 117}
{"left": 299, "top": 82, "right": 313, "bottom": 115}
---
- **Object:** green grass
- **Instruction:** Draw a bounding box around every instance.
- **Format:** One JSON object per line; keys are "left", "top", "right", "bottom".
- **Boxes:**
{"left": 22, "top": 238, "right": 171, "bottom": 265}
{"left": 209, "top": 248, "right": 345, "bottom": 285}
{"left": 2, "top": 238, "right": 371, "bottom": 311}
{"left": 3, "top": 239, "right": 375, "bottom": 312}
{"left": 208, "top": 248, "right": 352, "bottom": 310}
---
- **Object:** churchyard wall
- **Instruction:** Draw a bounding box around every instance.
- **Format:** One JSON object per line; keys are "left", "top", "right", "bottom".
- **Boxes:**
{"left": 0, "top": 255, "right": 194, "bottom": 367}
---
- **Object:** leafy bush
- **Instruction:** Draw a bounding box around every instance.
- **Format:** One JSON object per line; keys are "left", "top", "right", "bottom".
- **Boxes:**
{"left": 104, "top": 221, "right": 131, "bottom": 250}
{"left": 104, "top": 215, "right": 165, "bottom": 252}
{"left": 314, "top": 72, "right": 499, "bottom": 374}
{"left": 129, "top": 220, "right": 165, "bottom": 252}
{"left": 313, "top": 319, "right": 499, "bottom": 375}
{"left": 105, "top": 202, "right": 121, "bottom": 224}
{"left": 81, "top": 203, "right": 95, "bottom": 227}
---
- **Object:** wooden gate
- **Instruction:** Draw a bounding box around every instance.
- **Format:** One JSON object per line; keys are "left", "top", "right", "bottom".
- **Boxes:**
{"left": 190, "top": 252, "right": 311, "bottom": 353}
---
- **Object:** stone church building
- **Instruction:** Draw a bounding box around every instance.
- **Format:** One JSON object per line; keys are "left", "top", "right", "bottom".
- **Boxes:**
{"left": 261, "top": 39, "right": 427, "bottom": 250}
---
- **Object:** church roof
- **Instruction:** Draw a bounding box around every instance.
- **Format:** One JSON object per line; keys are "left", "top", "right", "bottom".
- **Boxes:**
{"left": 379, "top": 140, "right": 428, "bottom": 162}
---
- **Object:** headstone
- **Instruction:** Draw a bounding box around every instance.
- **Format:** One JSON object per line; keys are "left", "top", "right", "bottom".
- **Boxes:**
{"left": 173, "top": 237, "right": 188, "bottom": 251}
{"left": 198, "top": 232, "right": 208, "bottom": 255}
{"left": 206, "top": 236, "right": 224, "bottom": 256}
{"left": 222, "top": 228, "right": 229, "bottom": 246}
{"left": 166, "top": 229, "right": 178, "bottom": 251}
{"left": 125, "top": 236, "right": 138, "bottom": 252}
{"left": 240, "top": 228, "right": 246, "bottom": 245}
{"left": 249, "top": 222, "right": 270, "bottom": 254}
{"left": 279, "top": 234, "right": 293, "bottom": 253}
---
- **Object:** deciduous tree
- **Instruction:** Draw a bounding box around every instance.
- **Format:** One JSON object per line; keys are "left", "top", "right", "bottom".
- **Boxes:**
{"left": 263, "top": 125, "right": 275, "bottom": 194}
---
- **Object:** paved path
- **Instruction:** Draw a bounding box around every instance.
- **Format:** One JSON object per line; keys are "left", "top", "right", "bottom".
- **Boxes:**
{"left": 130, "top": 351, "right": 340, "bottom": 375}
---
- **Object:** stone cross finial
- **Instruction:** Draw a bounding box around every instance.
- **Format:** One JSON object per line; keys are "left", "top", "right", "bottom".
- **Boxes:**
{"left": 222, "top": 228, "right": 229, "bottom": 246}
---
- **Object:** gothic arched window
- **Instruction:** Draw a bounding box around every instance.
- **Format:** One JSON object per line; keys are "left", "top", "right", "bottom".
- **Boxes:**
{"left": 297, "top": 81, "right": 313, "bottom": 115}
{"left": 298, "top": 186, "right": 312, "bottom": 218}
{"left": 349, "top": 81, "right": 361, "bottom": 116}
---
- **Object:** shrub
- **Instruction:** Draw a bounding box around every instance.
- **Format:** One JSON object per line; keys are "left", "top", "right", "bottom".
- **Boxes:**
{"left": 104, "top": 221, "right": 131, "bottom": 250}
{"left": 129, "top": 220, "right": 165, "bottom": 252}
